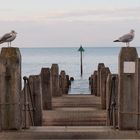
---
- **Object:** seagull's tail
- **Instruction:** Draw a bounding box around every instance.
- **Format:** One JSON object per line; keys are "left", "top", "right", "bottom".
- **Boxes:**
{"left": 113, "top": 40, "right": 120, "bottom": 42}
{"left": 0, "top": 40, "right": 3, "bottom": 44}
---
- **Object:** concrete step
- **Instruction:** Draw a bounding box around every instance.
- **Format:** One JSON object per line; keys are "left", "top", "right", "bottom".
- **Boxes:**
{"left": 0, "top": 126, "right": 140, "bottom": 139}
{"left": 43, "top": 95, "right": 106, "bottom": 126}
{"left": 52, "top": 95, "right": 101, "bottom": 108}
{"left": 43, "top": 109, "right": 106, "bottom": 126}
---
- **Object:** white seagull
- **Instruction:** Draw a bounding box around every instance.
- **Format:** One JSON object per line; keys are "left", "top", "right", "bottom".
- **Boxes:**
{"left": 113, "top": 29, "right": 135, "bottom": 47}
{"left": 0, "top": 30, "right": 17, "bottom": 47}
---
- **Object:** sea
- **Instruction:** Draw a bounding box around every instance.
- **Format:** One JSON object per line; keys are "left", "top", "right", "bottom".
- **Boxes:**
{"left": 20, "top": 47, "right": 140, "bottom": 94}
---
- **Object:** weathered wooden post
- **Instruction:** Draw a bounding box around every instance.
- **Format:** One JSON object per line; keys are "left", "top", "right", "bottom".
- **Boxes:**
{"left": 118, "top": 47, "right": 138, "bottom": 130}
{"left": 97, "top": 63, "right": 105, "bottom": 96}
{"left": 21, "top": 77, "right": 30, "bottom": 129}
{"left": 78, "top": 45, "right": 85, "bottom": 77}
{"left": 65, "top": 75, "right": 70, "bottom": 94}
{"left": 106, "top": 74, "right": 118, "bottom": 128}
{"left": 41, "top": 68, "right": 52, "bottom": 110}
{"left": 51, "top": 64, "right": 61, "bottom": 97}
{"left": 93, "top": 70, "right": 98, "bottom": 96}
{"left": 136, "top": 58, "right": 140, "bottom": 130}
{"left": 100, "top": 67, "right": 110, "bottom": 109}
{"left": 90, "top": 74, "right": 94, "bottom": 95}
{"left": 106, "top": 74, "right": 112, "bottom": 126}
{"left": 29, "top": 75, "right": 42, "bottom": 126}
{"left": 0, "top": 47, "right": 21, "bottom": 130}
{"left": 60, "top": 70, "right": 66, "bottom": 95}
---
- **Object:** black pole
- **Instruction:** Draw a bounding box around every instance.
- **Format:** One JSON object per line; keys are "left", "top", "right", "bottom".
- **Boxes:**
{"left": 80, "top": 51, "right": 83, "bottom": 76}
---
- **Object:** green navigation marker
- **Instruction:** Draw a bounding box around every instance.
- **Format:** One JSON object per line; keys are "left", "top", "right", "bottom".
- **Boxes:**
{"left": 78, "top": 45, "right": 85, "bottom": 76}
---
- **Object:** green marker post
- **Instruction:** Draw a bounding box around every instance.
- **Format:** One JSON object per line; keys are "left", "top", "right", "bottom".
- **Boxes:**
{"left": 78, "top": 45, "right": 85, "bottom": 76}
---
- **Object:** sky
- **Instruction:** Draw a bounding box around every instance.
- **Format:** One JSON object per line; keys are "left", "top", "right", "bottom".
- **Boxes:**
{"left": 0, "top": 0, "right": 140, "bottom": 47}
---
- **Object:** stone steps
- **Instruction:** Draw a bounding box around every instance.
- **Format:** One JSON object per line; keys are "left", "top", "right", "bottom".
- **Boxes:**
{"left": 52, "top": 94, "right": 101, "bottom": 108}
{"left": 43, "top": 110, "right": 106, "bottom": 126}
{"left": 43, "top": 95, "right": 106, "bottom": 126}
{"left": 0, "top": 126, "right": 140, "bottom": 139}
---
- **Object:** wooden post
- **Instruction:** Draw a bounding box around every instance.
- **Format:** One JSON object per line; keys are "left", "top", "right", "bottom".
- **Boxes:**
{"left": 136, "top": 58, "right": 140, "bottom": 130}
{"left": 29, "top": 75, "right": 42, "bottom": 126}
{"left": 60, "top": 70, "right": 66, "bottom": 95}
{"left": 65, "top": 75, "right": 70, "bottom": 94}
{"left": 106, "top": 74, "right": 112, "bottom": 126}
{"left": 97, "top": 63, "right": 105, "bottom": 96}
{"left": 21, "top": 79, "right": 30, "bottom": 129}
{"left": 0, "top": 47, "right": 21, "bottom": 130}
{"left": 51, "top": 64, "right": 61, "bottom": 97}
{"left": 118, "top": 47, "right": 138, "bottom": 130}
{"left": 100, "top": 67, "right": 110, "bottom": 109}
{"left": 40, "top": 68, "right": 52, "bottom": 110}
{"left": 93, "top": 71, "right": 98, "bottom": 96}
{"left": 106, "top": 74, "right": 118, "bottom": 127}
{"left": 90, "top": 74, "right": 94, "bottom": 95}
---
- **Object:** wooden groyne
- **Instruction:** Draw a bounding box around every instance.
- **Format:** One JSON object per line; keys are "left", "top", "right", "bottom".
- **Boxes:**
{"left": 21, "top": 67, "right": 71, "bottom": 128}
{"left": 89, "top": 46, "right": 140, "bottom": 131}
{"left": 0, "top": 46, "right": 140, "bottom": 139}
{"left": 0, "top": 47, "right": 71, "bottom": 130}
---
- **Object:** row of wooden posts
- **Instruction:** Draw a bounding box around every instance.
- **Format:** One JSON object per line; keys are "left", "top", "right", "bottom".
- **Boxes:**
{"left": 89, "top": 47, "right": 140, "bottom": 130}
{"left": 0, "top": 47, "right": 72, "bottom": 130}
{"left": 89, "top": 63, "right": 118, "bottom": 128}
{"left": 21, "top": 64, "right": 71, "bottom": 128}
{"left": 1, "top": 46, "right": 140, "bottom": 131}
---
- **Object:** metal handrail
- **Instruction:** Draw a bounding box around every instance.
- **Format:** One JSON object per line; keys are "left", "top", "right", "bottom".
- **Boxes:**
{"left": 111, "top": 76, "right": 116, "bottom": 129}
{"left": 23, "top": 76, "right": 35, "bottom": 127}
{"left": 108, "top": 76, "right": 117, "bottom": 128}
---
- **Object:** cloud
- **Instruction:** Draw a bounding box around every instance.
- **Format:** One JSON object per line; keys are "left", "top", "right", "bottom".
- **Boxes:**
{"left": 38, "top": 6, "right": 140, "bottom": 22}
{"left": 0, "top": 8, "right": 14, "bottom": 12}
{"left": 0, "top": 6, "right": 140, "bottom": 22}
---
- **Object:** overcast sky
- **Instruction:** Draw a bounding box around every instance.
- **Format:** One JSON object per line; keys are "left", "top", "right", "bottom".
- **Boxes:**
{"left": 0, "top": 0, "right": 140, "bottom": 47}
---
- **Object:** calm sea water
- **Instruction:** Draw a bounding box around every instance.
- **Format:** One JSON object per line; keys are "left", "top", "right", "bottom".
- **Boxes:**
{"left": 20, "top": 47, "right": 140, "bottom": 94}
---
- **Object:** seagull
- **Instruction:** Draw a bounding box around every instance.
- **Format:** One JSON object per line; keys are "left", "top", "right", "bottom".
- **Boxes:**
{"left": 0, "top": 30, "right": 17, "bottom": 47}
{"left": 113, "top": 29, "right": 135, "bottom": 47}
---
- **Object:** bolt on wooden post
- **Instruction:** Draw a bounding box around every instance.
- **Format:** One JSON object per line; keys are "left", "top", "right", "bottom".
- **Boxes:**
{"left": 0, "top": 47, "right": 22, "bottom": 130}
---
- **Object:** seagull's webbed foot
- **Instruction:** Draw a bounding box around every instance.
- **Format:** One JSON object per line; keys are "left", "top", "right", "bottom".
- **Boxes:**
{"left": 125, "top": 42, "right": 130, "bottom": 47}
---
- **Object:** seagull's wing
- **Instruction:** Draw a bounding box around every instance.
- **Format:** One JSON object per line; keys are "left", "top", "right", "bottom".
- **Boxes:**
{"left": 119, "top": 33, "right": 134, "bottom": 42}
{"left": 0, "top": 33, "right": 12, "bottom": 43}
